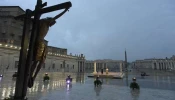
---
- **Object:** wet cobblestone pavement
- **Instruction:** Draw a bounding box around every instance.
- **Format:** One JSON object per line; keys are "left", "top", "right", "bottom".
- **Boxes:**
{"left": 39, "top": 84, "right": 175, "bottom": 100}
{"left": 0, "top": 69, "right": 175, "bottom": 100}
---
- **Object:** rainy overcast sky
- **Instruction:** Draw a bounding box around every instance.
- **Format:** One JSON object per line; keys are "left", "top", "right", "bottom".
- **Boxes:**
{"left": 1, "top": 0, "right": 175, "bottom": 62}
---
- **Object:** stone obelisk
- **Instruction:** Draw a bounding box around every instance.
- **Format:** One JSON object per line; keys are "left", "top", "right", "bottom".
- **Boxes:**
{"left": 125, "top": 49, "right": 127, "bottom": 72}
{"left": 125, "top": 49, "right": 128, "bottom": 79}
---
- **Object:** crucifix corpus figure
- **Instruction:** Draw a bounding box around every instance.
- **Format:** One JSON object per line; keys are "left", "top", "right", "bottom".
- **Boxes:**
{"left": 28, "top": 7, "right": 69, "bottom": 88}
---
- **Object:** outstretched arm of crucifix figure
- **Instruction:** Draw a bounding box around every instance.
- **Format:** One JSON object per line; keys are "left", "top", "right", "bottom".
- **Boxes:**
{"left": 49, "top": 8, "right": 69, "bottom": 25}
{"left": 53, "top": 8, "right": 69, "bottom": 20}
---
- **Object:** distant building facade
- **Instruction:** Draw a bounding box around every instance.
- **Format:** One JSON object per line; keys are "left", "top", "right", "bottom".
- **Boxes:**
{"left": 132, "top": 58, "right": 175, "bottom": 70}
{"left": 85, "top": 59, "right": 125, "bottom": 72}
{"left": 0, "top": 6, "right": 25, "bottom": 46}
{"left": 0, "top": 44, "right": 85, "bottom": 73}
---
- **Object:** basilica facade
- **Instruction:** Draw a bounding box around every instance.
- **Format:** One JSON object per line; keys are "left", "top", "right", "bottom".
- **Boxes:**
{"left": 0, "top": 44, "right": 85, "bottom": 73}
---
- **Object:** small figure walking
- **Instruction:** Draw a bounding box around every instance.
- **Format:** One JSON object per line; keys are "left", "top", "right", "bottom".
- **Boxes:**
{"left": 130, "top": 77, "right": 140, "bottom": 90}
{"left": 94, "top": 76, "right": 102, "bottom": 87}
{"left": 101, "top": 68, "right": 103, "bottom": 74}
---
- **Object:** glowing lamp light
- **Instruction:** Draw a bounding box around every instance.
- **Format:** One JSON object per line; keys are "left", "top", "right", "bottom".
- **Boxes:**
{"left": 67, "top": 84, "right": 70, "bottom": 91}
{"left": 14, "top": 46, "right": 17, "bottom": 49}
{"left": 66, "top": 80, "right": 70, "bottom": 84}
{"left": 10, "top": 45, "right": 13, "bottom": 48}
{"left": 0, "top": 74, "right": 3, "bottom": 77}
{"left": 5, "top": 45, "right": 8, "bottom": 47}
{"left": 0, "top": 44, "right": 2, "bottom": 46}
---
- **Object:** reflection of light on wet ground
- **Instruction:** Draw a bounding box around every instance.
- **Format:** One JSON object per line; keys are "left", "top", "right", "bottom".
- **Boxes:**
{"left": 0, "top": 72, "right": 80, "bottom": 99}
{"left": 0, "top": 71, "right": 175, "bottom": 99}
{"left": 2, "top": 88, "right": 6, "bottom": 98}
{"left": 157, "top": 75, "right": 160, "bottom": 87}
{"left": 39, "top": 84, "right": 175, "bottom": 100}
{"left": 12, "top": 86, "right": 15, "bottom": 94}
{"left": 94, "top": 86, "right": 102, "bottom": 96}
{"left": 0, "top": 79, "right": 75, "bottom": 99}
{"left": 130, "top": 89, "right": 140, "bottom": 100}
{"left": 66, "top": 84, "right": 70, "bottom": 91}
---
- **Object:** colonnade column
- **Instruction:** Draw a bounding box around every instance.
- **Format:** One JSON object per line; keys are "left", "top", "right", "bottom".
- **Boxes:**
{"left": 78, "top": 61, "right": 79, "bottom": 72}
{"left": 151, "top": 62, "right": 154, "bottom": 69}
{"left": 80, "top": 61, "right": 82, "bottom": 72}
{"left": 82, "top": 61, "right": 85, "bottom": 72}
{"left": 120, "top": 63, "right": 123, "bottom": 73}
{"left": 102, "top": 63, "right": 104, "bottom": 69}
{"left": 170, "top": 62, "right": 173, "bottom": 69}
{"left": 166, "top": 62, "right": 169, "bottom": 70}
{"left": 168, "top": 62, "right": 171, "bottom": 69}
{"left": 156, "top": 62, "right": 159, "bottom": 70}
{"left": 93, "top": 62, "right": 97, "bottom": 74}
{"left": 163, "top": 62, "right": 166, "bottom": 70}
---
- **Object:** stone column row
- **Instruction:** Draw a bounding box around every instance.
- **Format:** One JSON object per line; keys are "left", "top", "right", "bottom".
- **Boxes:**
{"left": 95, "top": 62, "right": 107, "bottom": 70}
{"left": 78, "top": 61, "right": 85, "bottom": 72}
{"left": 153, "top": 61, "right": 175, "bottom": 70}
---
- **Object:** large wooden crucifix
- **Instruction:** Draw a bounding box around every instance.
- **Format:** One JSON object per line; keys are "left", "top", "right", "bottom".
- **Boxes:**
{"left": 12, "top": 0, "right": 72, "bottom": 100}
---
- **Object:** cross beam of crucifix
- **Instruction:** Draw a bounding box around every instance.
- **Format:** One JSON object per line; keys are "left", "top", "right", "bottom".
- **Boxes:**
{"left": 15, "top": 1, "right": 72, "bottom": 20}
